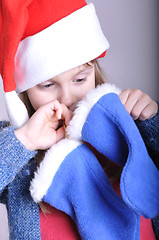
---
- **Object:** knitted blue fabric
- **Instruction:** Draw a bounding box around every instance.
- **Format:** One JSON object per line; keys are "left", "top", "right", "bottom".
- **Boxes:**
{"left": 42, "top": 93, "right": 159, "bottom": 240}
{"left": 135, "top": 102, "right": 159, "bottom": 239}
{"left": 135, "top": 101, "right": 159, "bottom": 169}
{"left": 0, "top": 123, "right": 41, "bottom": 240}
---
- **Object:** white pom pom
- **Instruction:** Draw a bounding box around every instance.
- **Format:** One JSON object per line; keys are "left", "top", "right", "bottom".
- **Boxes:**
{"left": 5, "top": 91, "right": 29, "bottom": 129}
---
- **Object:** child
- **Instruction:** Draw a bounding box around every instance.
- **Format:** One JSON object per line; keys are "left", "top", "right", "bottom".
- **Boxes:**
{"left": 0, "top": 0, "right": 158, "bottom": 239}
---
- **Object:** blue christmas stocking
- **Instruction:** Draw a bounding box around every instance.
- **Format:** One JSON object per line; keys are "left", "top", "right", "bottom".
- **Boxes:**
{"left": 30, "top": 83, "right": 159, "bottom": 240}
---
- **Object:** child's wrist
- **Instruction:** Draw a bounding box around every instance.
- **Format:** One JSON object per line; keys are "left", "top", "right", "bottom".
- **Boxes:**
{"left": 15, "top": 127, "right": 37, "bottom": 151}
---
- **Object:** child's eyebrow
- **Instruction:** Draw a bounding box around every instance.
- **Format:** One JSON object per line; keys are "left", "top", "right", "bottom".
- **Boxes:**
{"left": 75, "top": 65, "right": 93, "bottom": 76}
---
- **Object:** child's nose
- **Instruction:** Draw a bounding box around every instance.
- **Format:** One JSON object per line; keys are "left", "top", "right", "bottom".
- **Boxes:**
{"left": 60, "top": 89, "right": 75, "bottom": 108}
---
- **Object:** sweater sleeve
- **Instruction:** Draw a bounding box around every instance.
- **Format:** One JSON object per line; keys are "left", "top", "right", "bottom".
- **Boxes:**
{"left": 135, "top": 102, "right": 159, "bottom": 169}
{"left": 0, "top": 121, "right": 37, "bottom": 196}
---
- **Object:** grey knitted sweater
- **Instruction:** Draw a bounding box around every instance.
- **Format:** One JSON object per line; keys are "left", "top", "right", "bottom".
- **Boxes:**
{"left": 0, "top": 104, "right": 158, "bottom": 239}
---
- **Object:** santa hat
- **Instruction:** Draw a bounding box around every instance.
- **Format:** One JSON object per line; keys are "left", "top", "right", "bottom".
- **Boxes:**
{"left": 30, "top": 84, "right": 159, "bottom": 238}
{"left": 0, "top": 0, "right": 109, "bottom": 128}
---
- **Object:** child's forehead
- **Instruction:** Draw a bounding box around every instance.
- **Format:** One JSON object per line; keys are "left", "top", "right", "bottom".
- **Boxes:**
{"left": 49, "top": 63, "right": 94, "bottom": 80}
{"left": 72, "top": 62, "right": 94, "bottom": 74}
{"left": 51, "top": 63, "right": 94, "bottom": 80}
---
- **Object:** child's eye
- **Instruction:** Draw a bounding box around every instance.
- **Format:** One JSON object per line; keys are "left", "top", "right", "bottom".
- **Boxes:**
{"left": 43, "top": 83, "right": 54, "bottom": 88}
{"left": 38, "top": 82, "right": 55, "bottom": 89}
{"left": 74, "top": 78, "right": 86, "bottom": 83}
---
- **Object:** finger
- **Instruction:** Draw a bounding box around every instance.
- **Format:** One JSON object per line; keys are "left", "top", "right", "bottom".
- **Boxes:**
{"left": 119, "top": 89, "right": 131, "bottom": 105}
{"left": 56, "top": 126, "right": 65, "bottom": 142}
{"left": 39, "top": 100, "right": 61, "bottom": 120}
{"left": 61, "top": 104, "right": 74, "bottom": 126}
{"left": 130, "top": 99, "right": 149, "bottom": 120}
{"left": 129, "top": 93, "right": 156, "bottom": 120}
{"left": 51, "top": 100, "right": 63, "bottom": 119}
{"left": 122, "top": 89, "right": 144, "bottom": 115}
{"left": 138, "top": 101, "right": 158, "bottom": 121}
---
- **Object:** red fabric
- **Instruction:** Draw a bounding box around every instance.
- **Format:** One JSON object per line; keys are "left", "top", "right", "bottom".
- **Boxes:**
{"left": 95, "top": 51, "right": 106, "bottom": 59}
{"left": 40, "top": 158, "right": 155, "bottom": 239}
{"left": 0, "top": 0, "right": 87, "bottom": 92}
{"left": 0, "top": 0, "right": 32, "bottom": 92}
{"left": 40, "top": 204, "right": 81, "bottom": 240}
{"left": 140, "top": 216, "right": 156, "bottom": 240}
{"left": 113, "top": 181, "right": 156, "bottom": 240}
{"left": 88, "top": 148, "right": 156, "bottom": 239}
{"left": 40, "top": 189, "right": 156, "bottom": 240}
{"left": 24, "top": 0, "right": 87, "bottom": 39}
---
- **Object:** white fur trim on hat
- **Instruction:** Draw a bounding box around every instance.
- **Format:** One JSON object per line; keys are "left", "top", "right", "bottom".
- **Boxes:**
{"left": 5, "top": 91, "right": 29, "bottom": 128}
{"left": 15, "top": 3, "right": 109, "bottom": 93}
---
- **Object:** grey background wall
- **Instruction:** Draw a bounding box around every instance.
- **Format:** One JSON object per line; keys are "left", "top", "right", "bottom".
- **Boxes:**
{"left": 93, "top": 0, "right": 159, "bottom": 100}
{"left": 0, "top": 0, "right": 158, "bottom": 239}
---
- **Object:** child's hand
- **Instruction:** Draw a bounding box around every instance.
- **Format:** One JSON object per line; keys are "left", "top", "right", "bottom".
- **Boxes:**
{"left": 15, "top": 100, "right": 73, "bottom": 151}
{"left": 119, "top": 89, "right": 158, "bottom": 121}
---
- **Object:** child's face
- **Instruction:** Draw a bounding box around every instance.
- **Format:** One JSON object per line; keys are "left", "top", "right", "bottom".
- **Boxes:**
{"left": 27, "top": 62, "right": 95, "bottom": 112}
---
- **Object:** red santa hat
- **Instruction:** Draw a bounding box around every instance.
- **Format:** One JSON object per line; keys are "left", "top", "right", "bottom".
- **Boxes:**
{"left": 0, "top": 0, "right": 109, "bottom": 128}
